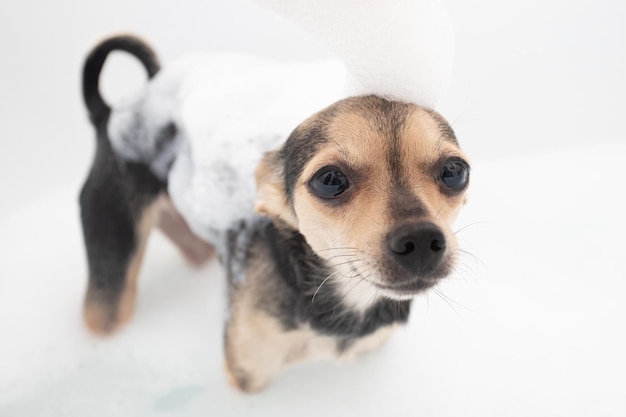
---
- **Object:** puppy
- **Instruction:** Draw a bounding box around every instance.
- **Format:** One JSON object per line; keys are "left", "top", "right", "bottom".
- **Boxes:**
{"left": 80, "top": 35, "right": 470, "bottom": 392}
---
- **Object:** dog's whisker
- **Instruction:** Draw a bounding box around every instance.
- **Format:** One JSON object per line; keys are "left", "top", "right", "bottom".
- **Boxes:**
{"left": 433, "top": 289, "right": 460, "bottom": 318}
{"left": 316, "top": 247, "right": 360, "bottom": 253}
{"left": 346, "top": 265, "right": 372, "bottom": 283}
{"left": 365, "top": 214, "right": 382, "bottom": 226}
{"left": 369, "top": 287, "right": 382, "bottom": 310}
{"left": 453, "top": 221, "right": 494, "bottom": 235}
{"left": 432, "top": 203, "right": 447, "bottom": 221}
{"left": 450, "top": 258, "right": 479, "bottom": 279}
{"left": 457, "top": 248, "right": 488, "bottom": 271}
{"left": 449, "top": 104, "right": 471, "bottom": 130}
{"left": 456, "top": 258, "right": 479, "bottom": 274}
{"left": 327, "top": 258, "right": 367, "bottom": 270}
{"left": 424, "top": 292, "right": 431, "bottom": 317}
{"left": 450, "top": 264, "right": 477, "bottom": 282}
{"left": 325, "top": 253, "right": 359, "bottom": 261}
{"left": 433, "top": 288, "right": 469, "bottom": 317}
{"left": 312, "top": 270, "right": 342, "bottom": 303}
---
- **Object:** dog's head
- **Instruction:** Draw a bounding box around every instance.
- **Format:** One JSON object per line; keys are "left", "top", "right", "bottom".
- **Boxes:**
{"left": 256, "top": 95, "right": 469, "bottom": 305}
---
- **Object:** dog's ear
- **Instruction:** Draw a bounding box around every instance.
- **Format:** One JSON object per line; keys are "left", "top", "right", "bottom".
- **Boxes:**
{"left": 255, "top": 150, "right": 299, "bottom": 228}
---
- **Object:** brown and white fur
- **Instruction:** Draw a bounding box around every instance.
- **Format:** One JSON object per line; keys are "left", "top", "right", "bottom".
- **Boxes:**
{"left": 80, "top": 36, "right": 470, "bottom": 392}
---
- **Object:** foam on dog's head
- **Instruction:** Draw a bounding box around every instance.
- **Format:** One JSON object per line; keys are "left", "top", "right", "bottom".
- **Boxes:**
{"left": 254, "top": 0, "right": 454, "bottom": 109}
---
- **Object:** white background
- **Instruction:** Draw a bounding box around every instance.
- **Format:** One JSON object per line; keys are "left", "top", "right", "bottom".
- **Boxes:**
{"left": 1, "top": 0, "right": 625, "bottom": 415}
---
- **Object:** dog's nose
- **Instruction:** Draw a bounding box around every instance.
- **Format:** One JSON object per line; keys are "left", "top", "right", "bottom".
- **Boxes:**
{"left": 387, "top": 222, "right": 446, "bottom": 275}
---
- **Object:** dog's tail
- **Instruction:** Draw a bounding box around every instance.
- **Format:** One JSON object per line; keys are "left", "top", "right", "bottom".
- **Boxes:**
{"left": 82, "top": 35, "right": 160, "bottom": 126}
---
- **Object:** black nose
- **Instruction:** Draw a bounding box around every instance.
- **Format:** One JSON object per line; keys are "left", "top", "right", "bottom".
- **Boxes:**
{"left": 387, "top": 222, "right": 446, "bottom": 275}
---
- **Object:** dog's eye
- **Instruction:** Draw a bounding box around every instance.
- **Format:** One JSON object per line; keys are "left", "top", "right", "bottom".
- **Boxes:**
{"left": 440, "top": 159, "right": 469, "bottom": 191}
{"left": 309, "top": 167, "right": 349, "bottom": 199}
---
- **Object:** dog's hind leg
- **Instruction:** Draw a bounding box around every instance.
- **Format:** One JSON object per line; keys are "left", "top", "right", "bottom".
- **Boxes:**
{"left": 157, "top": 196, "right": 214, "bottom": 266}
{"left": 80, "top": 132, "right": 164, "bottom": 335}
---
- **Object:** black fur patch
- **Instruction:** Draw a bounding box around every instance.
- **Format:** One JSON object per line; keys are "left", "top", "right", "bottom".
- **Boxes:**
{"left": 388, "top": 185, "right": 429, "bottom": 221}
{"left": 370, "top": 99, "right": 430, "bottom": 221}
{"left": 280, "top": 112, "right": 336, "bottom": 202}
{"left": 154, "top": 122, "right": 177, "bottom": 155}
{"left": 261, "top": 221, "right": 411, "bottom": 338}
{"left": 80, "top": 120, "right": 165, "bottom": 307}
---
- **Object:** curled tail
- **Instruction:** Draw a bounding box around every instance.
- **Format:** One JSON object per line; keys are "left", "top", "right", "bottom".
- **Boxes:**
{"left": 82, "top": 35, "right": 160, "bottom": 126}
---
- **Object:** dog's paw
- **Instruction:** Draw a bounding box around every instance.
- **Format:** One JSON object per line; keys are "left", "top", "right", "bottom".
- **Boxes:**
{"left": 83, "top": 303, "right": 121, "bottom": 336}
{"left": 83, "top": 290, "right": 135, "bottom": 336}
{"left": 223, "top": 362, "right": 272, "bottom": 393}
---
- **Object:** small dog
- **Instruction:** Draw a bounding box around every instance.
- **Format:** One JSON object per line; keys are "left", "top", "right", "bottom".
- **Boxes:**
{"left": 80, "top": 35, "right": 470, "bottom": 392}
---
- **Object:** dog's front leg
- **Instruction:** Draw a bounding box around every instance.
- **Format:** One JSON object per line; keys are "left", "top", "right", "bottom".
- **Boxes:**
{"left": 223, "top": 304, "right": 294, "bottom": 392}
{"left": 80, "top": 135, "right": 164, "bottom": 335}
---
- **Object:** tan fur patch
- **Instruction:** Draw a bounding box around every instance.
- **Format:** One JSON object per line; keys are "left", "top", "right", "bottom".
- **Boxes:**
{"left": 255, "top": 150, "right": 298, "bottom": 228}
{"left": 157, "top": 196, "right": 214, "bottom": 266}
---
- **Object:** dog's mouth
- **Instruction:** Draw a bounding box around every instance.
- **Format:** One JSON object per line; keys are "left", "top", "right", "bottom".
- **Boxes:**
{"left": 345, "top": 262, "right": 446, "bottom": 300}
{"left": 371, "top": 277, "right": 440, "bottom": 300}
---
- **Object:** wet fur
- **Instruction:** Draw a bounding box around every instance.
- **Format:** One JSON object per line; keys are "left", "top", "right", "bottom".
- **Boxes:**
{"left": 80, "top": 36, "right": 469, "bottom": 392}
